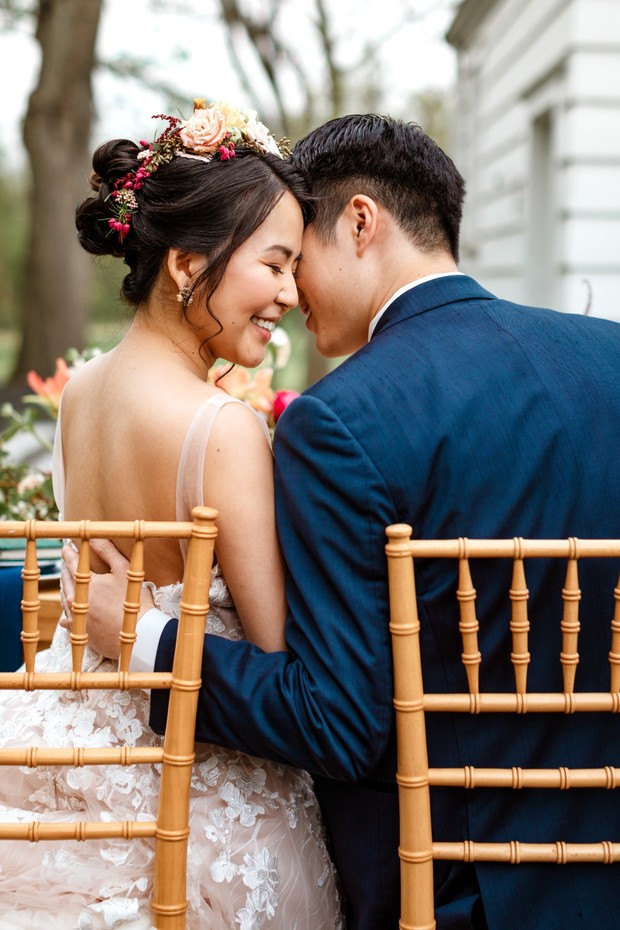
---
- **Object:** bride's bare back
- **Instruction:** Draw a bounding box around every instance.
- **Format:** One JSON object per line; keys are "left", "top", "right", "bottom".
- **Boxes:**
{"left": 60, "top": 332, "right": 218, "bottom": 583}
{"left": 60, "top": 313, "right": 287, "bottom": 651}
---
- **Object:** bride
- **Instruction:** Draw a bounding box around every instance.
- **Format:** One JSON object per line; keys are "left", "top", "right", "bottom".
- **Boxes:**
{"left": 0, "top": 100, "right": 342, "bottom": 929}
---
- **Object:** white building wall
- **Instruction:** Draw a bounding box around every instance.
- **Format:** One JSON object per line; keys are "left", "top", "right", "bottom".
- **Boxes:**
{"left": 447, "top": 0, "right": 620, "bottom": 321}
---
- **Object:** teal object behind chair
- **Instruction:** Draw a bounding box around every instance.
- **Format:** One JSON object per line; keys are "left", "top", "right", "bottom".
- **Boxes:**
{"left": 0, "top": 566, "right": 24, "bottom": 671}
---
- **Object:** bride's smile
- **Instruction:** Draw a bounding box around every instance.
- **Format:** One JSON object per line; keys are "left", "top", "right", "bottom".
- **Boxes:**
{"left": 204, "top": 190, "right": 303, "bottom": 370}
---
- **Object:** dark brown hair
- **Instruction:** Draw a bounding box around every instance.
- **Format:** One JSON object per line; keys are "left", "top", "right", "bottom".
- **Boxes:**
{"left": 290, "top": 113, "right": 465, "bottom": 260}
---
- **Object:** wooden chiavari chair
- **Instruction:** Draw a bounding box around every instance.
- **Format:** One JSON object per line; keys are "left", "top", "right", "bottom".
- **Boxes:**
{"left": 0, "top": 505, "right": 217, "bottom": 930}
{"left": 385, "top": 525, "right": 620, "bottom": 930}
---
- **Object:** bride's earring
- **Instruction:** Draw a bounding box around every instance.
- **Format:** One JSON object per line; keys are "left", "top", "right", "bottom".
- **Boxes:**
{"left": 177, "top": 285, "right": 194, "bottom": 307}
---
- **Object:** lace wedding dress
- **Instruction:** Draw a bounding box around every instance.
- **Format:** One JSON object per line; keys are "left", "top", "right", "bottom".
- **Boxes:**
{"left": 0, "top": 393, "right": 343, "bottom": 930}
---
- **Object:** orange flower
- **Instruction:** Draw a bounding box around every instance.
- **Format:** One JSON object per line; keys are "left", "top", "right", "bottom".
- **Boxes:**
{"left": 26, "top": 357, "right": 71, "bottom": 416}
{"left": 210, "top": 365, "right": 275, "bottom": 417}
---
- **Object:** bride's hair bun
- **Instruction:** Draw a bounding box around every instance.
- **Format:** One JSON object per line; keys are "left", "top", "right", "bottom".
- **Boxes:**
{"left": 75, "top": 139, "right": 140, "bottom": 257}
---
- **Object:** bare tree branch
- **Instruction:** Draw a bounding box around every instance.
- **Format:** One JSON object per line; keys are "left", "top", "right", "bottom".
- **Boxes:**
{"left": 313, "top": 0, "right": 345, "bottom": 117}
{"left": 219, "top": 0, "right": 268, "bottom": 115}
{"left": 216, "top": 0, "right": 292, "bottom": 133}
{"left": 100, "top": 54, "right": 191, "bottom": 112}
{"left": 0, "top": 0, "right": 36, "bottom": 27}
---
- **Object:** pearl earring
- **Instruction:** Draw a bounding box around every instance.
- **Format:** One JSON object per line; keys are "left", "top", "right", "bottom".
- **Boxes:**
{"left": 177, "top": 285, "right": 194, "bottom": 306}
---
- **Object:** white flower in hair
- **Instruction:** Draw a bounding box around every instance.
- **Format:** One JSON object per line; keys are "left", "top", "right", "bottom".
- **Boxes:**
{"left": 243, "top": 108, "right": 282, "bottom": 156}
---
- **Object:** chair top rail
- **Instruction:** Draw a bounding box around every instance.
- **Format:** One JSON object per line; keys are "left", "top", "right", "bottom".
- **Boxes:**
{"left": 399, "top": 536, "right": 620, "bottom": 560}
{"left": 0, "top": 518, "right": 201, "bottom": 542}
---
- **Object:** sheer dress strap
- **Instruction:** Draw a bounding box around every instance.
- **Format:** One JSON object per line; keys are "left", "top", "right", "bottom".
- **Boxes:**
{"left": 176, "top": 392, "right": 271, "bottom": 561}
{"left": 176, "top": 392, "right": 244, "bottom": 522}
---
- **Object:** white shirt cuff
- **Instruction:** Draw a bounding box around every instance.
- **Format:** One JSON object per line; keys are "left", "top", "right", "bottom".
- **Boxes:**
{"left": 128, "top": 608, "right": 173, "bottom": 673}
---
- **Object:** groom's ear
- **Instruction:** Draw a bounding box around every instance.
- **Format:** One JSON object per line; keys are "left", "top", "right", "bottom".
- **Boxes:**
{"left": 346, "top": 195, "right": 379, "bottom": 255}
{"left": 166, "top": 248, "right": 207, "bottom": 290}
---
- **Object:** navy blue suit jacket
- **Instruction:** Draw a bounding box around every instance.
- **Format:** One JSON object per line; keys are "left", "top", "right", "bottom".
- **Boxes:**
{"left": 153, "top": 275, "right": 620, "bottom": 930}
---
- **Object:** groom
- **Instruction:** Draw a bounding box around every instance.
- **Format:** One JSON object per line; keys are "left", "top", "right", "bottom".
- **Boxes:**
{"left": 86, "top": 116, "right": 620, "bottom": 929}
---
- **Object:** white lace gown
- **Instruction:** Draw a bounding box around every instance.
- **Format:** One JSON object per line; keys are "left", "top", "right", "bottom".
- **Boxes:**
{"left": 0, "top": 393, "right": 343, "bottom": 930}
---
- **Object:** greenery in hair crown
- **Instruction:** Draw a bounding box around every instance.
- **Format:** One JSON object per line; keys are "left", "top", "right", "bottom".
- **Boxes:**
{"left": 107, "top": 98, "right": 290, "bottom": 243}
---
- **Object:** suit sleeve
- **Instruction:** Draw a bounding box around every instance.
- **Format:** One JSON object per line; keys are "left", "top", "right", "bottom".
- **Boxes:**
{"left": 151, "top": 393, "right": 396, "bottom": 780}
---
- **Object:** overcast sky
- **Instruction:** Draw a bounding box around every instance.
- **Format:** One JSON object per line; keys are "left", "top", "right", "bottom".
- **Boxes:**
{"left": 0, "top": 0, "right": 458, "bottom": 170}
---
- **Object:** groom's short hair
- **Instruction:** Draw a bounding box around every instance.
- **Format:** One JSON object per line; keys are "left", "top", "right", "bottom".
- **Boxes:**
{"left": 291, "top": 113, "right": 465, "bottom": 261}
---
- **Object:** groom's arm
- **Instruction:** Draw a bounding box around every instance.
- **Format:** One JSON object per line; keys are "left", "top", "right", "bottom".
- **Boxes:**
{"left": 152, "top": 392, "right": 397, "bottom": 780}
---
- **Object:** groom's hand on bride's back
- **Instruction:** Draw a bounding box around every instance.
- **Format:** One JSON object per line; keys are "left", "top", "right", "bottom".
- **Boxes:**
{"left": 61, "top": 539, "right": 154, "bottom": 661}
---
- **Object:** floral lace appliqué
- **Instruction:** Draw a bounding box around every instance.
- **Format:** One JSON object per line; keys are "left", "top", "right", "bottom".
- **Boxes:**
{"left": 0, "top": 571, "right": 343, "bottom": 930}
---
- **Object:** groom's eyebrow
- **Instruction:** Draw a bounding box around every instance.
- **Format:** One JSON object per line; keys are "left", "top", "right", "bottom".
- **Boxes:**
{"left": 263, "top": 245, "right": 303, "bottom": 262}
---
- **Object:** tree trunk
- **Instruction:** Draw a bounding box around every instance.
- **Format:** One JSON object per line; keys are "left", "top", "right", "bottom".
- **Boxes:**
{"left": 12, "top": 0, "right": 104, "bottom": 383}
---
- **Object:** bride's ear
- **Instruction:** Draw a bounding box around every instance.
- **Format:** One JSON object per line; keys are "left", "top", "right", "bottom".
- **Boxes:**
{"left": 166, "top": 248, "right": 207, "bottom": 292}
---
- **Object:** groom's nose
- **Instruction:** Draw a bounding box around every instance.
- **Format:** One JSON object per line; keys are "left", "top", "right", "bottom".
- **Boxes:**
{"left": 295, "top": 284, "right": 309, "bottom": 313}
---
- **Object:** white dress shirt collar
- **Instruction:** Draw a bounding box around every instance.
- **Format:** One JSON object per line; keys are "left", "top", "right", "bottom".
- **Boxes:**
{"left": 367, "top": 272, "right": 464, "bottom": 341}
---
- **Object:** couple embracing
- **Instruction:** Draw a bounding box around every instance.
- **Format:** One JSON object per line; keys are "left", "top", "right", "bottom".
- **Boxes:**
{"left": 3, "top": 100, "right": 620, "bottom": 930}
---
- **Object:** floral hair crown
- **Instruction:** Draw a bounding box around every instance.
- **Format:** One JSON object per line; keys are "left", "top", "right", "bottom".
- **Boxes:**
{"left": 107, "top": 98, "right": 290, "bottom": 243}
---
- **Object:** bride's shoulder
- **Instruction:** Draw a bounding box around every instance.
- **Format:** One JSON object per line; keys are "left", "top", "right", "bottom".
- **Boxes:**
{"left": 205, "top": 391, "right": 272, "bottom": 455}
{"left": 201, "top": 396, "right": 274, "bottom": 504}
{"left": 138, "top": 382, "right": 267, "bottom": 452}
{"left": 59, "top": 351, "right": 111, "bottom": 415}
{"left": 64, "top": 351, "right": 109, "bottom": 386}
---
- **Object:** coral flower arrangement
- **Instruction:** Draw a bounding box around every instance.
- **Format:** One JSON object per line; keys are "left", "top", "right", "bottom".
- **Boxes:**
{"left": 210, "top": 365, "right": 299, "bottom": 429}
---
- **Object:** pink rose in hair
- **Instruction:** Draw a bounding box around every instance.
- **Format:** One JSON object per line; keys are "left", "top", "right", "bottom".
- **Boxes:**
{"left": 180, "top": 106, "right": 228, "bottom": 154}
